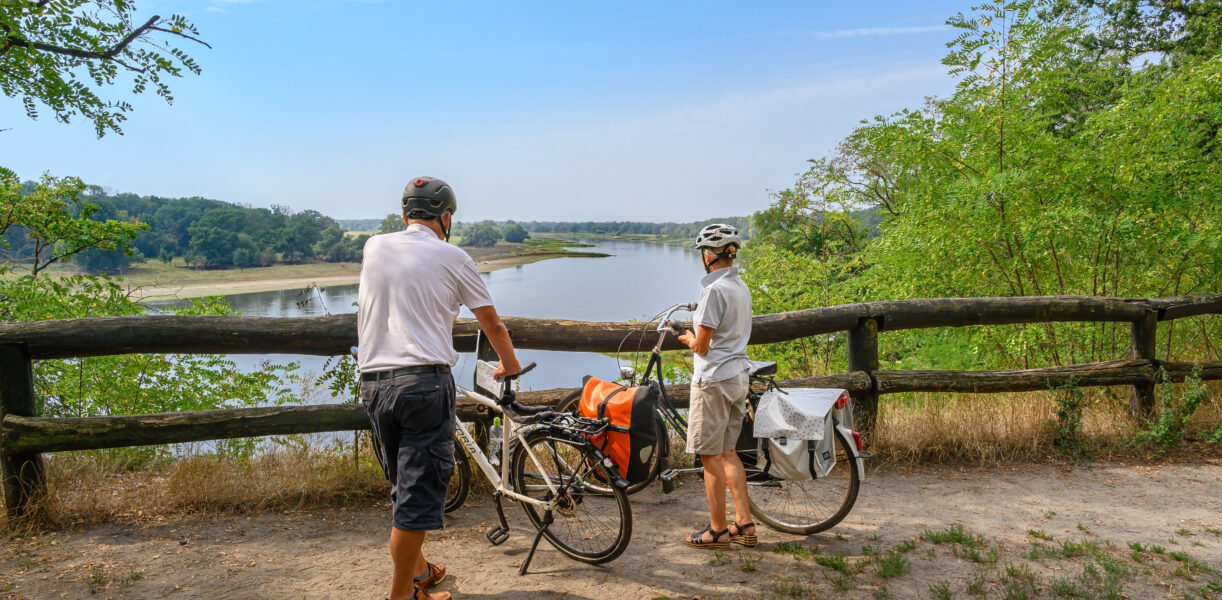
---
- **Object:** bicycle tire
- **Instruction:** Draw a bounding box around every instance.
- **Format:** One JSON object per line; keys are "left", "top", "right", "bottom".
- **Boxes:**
{"left": 555, "top": 389, "right": 667, "bottom": 494}
{"left": 445, "top": 445, "right": 471, "bottom": 513}
{"left": 745, "top": 426, "right": 860, "bottom": 535}
{"left": 510, "top": 429, "right": 633, "bottom": 564}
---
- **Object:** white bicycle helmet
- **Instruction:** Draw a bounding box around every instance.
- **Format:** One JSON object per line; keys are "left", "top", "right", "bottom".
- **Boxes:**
{"left": 693, "top": 223, "right": 742, "bottom": 250}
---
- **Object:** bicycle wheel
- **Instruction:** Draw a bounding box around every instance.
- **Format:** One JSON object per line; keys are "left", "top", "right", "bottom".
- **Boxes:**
{"left": 510, "top": 429, "right": 633, "bottom": 564}
{"left": 445, "top": 446, "right": 471, "bottom": 513}
{"left": 745, "top": 426, "right": 860, "bottom": 535}
{"left": 555, "top": 389, "right": 667, "bottom": 494}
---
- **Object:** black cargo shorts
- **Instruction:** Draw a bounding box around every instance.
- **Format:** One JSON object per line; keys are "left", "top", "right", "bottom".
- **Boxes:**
{"left": 361, "top": 371, "right": 456, "bottom": 531}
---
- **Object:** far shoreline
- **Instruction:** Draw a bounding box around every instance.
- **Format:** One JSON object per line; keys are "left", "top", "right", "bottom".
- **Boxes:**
{"left": 121, "top": 244, "right": 606, "bottom": 302}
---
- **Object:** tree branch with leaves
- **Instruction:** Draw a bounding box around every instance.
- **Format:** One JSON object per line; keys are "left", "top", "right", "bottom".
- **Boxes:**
{"left": 0, "top": 0, "right": 210, "bottom": 137}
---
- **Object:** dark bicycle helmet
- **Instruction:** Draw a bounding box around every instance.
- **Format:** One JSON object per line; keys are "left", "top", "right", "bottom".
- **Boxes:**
{"left": 401, "top": 177, "right": 457, "bottom": 218}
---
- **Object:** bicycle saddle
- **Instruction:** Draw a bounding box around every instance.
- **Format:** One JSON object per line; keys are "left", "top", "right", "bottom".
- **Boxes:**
{"left": 748, "top": 360, "right": 777, "bottom": 377}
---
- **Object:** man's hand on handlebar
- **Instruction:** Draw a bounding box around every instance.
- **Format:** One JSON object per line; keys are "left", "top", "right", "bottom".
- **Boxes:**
{"left": 493, "top": 356, "right": 523, "bottom": 380}
{"left": 676, "top": 329, "right": 695, "bottom": 348}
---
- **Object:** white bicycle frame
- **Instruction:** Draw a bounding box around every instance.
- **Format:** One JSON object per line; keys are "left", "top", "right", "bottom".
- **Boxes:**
{"left": 452, "top": 383, "right": 566, "bottom": 509}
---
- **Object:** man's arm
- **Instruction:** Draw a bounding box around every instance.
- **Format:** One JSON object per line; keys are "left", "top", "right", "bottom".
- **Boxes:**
{"left": 471, "top": 305, "right": 523, "bottom": 379}
{"left": 678, "top": 325, "right": 715, "bottom": 356}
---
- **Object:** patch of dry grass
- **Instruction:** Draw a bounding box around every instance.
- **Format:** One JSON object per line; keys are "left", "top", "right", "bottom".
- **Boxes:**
{"left": 26, "top": 446, "right": 387, "bottom": 528}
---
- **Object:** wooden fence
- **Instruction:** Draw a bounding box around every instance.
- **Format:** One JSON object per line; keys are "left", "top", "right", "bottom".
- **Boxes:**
{"left": 1, "top": 294, "right": 1220, "bottom": 518}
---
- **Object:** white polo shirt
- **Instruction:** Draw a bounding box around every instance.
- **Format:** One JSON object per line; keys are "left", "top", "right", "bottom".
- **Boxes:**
{"left": 692, "top": 266, "right": 752, "bottom": 384}
{"left": 357, "top": 224, "right": 494, "bottom": 372}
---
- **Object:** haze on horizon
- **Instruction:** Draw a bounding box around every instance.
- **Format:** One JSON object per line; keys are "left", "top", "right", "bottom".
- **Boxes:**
{"left": 2, "top": 0, "right": 965, "bottom": 223}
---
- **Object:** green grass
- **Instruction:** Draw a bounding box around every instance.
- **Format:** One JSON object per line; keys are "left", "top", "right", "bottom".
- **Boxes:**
{"left": 738, "top": 552, "right": 757, "bottom": 572}
{"left": 829, "top": 573, "right": 852, "bottom": 592}
{"left": 922, "top": 524, "right": 987, "bottom": 548}
{"left": 709, "top": 550, "right": 732, "bottom": 566}
{"left": 929, "top": 580, "right": 954, "bottom": 599}
{"left": 773, "top": 575, "right": 812, "bottom": 598}
{"left": 873, "top": 550, "right": 910, "bottom": 579}
{"left": 1049, "top": 563, "right": 1123, "bottom": 599}
{"left": 772, "top": 541, "right": 814, "bottom": 560}
{"left": 966, "top": 574, "right": 987, "bottom": 598}
{"left": 812, "top": 552, "right": 849, "bottom": 572}
{"left": 1028, "top": 529, "right": 1054, "bottom": 541}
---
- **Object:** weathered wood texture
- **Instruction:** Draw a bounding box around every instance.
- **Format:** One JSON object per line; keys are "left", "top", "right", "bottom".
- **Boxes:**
{"left": 1129, "top": 311, "right": 1159, "bottom": 417}
{"left": 847, "top": 318, "right": 881, "bottom": 435}
{"left": 0, "top": 373, "right": 874, "bottom": 454}
{"left": 3, "top": 294, "right": 1218, "bottom": 359}
{"left": 0, "top": 344, "right": 45, "bottom": 519}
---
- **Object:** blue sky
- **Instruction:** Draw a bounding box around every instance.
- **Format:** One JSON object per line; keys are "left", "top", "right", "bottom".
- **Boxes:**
{"left": 2, "top": 0, "right": 968, "bottom": 222}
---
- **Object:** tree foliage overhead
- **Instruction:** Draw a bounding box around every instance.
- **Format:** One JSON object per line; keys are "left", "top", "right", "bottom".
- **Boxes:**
{"left": 743, "top": 0, "right": 1222, "bottom": 375}
{"left": 0, "top": 0, "right": 209, "bottom": 137}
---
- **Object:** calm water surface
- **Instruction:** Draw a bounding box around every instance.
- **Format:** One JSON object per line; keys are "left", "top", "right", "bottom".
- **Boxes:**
{"left": 191, "top": 240, "right": 704, "bottom": 395}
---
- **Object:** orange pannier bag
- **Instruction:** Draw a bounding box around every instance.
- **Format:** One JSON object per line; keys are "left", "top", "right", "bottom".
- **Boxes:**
{"left": 577, "top": 375, "right": 660, "bottom": 485}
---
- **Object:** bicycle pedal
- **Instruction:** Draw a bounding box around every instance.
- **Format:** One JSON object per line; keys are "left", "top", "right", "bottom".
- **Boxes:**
{"left": 486, "top": 526, "right": 510, "bottom": 545}
{"left": 660, "top": 469, "right": 678, "bottom": 495}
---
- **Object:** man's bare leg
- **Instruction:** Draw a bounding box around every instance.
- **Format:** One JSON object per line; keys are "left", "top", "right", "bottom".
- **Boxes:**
{"left": 389, "top": 528, "right": 450, "bottom": 600}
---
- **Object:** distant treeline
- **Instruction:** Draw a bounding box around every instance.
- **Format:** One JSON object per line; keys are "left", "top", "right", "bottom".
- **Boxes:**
{"left": 1, "top": 184, "right": 369, "bottom": 272}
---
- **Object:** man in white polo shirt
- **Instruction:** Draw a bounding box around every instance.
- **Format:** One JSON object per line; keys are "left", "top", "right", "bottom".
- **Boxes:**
{"left": 676, "top": 224, "right": 756, "bottom": 551}
{"left": 358, "top": 176, "right": 521, "bottom": 600}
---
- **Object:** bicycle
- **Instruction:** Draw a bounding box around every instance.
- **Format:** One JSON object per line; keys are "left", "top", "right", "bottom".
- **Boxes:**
{"left": 555, "top": 303, "right": 868, "bottom": 535}
{"left": 451, "top": 360, "right": 633, "bottom": 574}
{"left": 356, "top": 349, "right": 632, "bottom": 575}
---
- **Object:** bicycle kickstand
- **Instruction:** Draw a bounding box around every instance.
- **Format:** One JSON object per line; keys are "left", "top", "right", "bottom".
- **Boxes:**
{"left": 519, "top": 511, "right": 554, "bottom": 576}
{"left": 486, "top": 492, "right": 511, "bottom": 545}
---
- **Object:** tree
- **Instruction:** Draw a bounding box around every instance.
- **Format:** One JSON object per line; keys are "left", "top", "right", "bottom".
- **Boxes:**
{"left": 501, "top": 221, "right": 530, "bottom": 243}
{"left": 0, "top": 168, "right": 145, "bottom": 276}
{"left": 459, "top": 220, "right": 501, "bottom": 248}
{"left": 0, "top": 0, "right": 210, "bottom": 137}
{"left": 378, "top": 213, "right": 406, "bottom": 234}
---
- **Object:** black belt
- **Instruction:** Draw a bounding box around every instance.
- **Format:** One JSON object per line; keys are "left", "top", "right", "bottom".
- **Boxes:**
{"left": 361, "top": 365, "right": 451, "bottom": 381}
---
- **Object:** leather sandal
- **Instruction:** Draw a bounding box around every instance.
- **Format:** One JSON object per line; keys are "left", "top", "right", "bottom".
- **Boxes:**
{"left": 729, "top": 521, "right": 758, "bottom": 547}
{"left": 685, "top": 524, "right": 731, "bottom": 550}
{"left": 413, "top": 562, "right": 447, "bottom": 590}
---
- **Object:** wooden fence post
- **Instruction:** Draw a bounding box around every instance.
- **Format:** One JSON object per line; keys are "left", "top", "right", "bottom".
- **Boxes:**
{"left": 1129, "top": 310, "right": 1158, "bottom": 419}
{"left": 0, "top": 343, "right": 45, "bottom": 520}
{"left": 848, "top": 317, "right": 880, "bottom": 437}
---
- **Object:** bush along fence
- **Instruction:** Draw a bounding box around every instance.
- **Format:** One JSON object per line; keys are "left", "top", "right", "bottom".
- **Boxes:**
{"left": 1, "top": 294, "right": 1220, "bottom": 519}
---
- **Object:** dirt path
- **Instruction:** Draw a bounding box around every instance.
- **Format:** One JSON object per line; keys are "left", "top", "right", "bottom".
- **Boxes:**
{"left": 3, "top": 462, "right": 1220, "bottom": 599}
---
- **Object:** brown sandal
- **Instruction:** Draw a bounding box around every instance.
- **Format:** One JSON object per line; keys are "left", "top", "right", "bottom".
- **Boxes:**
{"left": 685, "top": 525, "right": 731, "bottom": 550}
{"left": 413, "top": 562, "right": 447, "bottom": 590}
{"left": 729, "top": 521, "right": 758, "bottom": 547}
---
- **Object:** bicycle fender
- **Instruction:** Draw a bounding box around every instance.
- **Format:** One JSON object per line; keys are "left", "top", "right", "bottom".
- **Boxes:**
{"left": 835, "top": 422, "right": 867, "bottom": 482}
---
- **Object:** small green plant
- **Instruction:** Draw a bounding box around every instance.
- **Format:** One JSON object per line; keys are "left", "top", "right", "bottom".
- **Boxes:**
{"left": 872, "top": 584, "right": 890, "bottom": 599}
{"left": 773, "top": 575, "right": 811, "bottom": 598}
{"left": 922, "top": 524, "right": 987, "bottom": 548}
{"left": 738, "top": 552, "right": 758, "bottom": 572}
{"left": 1150, "top": 544, "right": 1167, "bottom": 554}
{"left": 1052, "top": 381, "right": 1086, "bottom": 454}
{"left": 867, "top": 533, "right": 882, "bottom": 541}
{"left": 966, "top": 574, "right": 988, "bottom": 597}
{"left": 709, "top": 549, "right": 732, "bottom": 566}
{"left": 930, "top": 580, "right": 954, "bottom": 599}
{"left": 1027, "top": 529, "right": 1053, "bottom": 541}
{"left": 1205, "top": 528, "right": 1222, "bottom": 536}
{"left": 87, "top": 571, "right": 108, "bottom": 593}
{"left": 1136, "top": 368, "right": 1209, "bottom": 454}
{"left": 772, "top": 541, "right": 813, "bottom": 560}
{"left": 830, "top": 573, "right": 852, "bottom": 592}
{"left": 1075, "top": 523, "right": 1090, "bottom": 533}
{"left": 1001, "top": 563, "right": 1039, "bottom": 600}
{"left": 1048, "top": 562, "right": 1123, "bottom": 599}
{"left": 1176, "top": 527, "right": 1192, "bottom": 537}
{"left": 125, "top": 570, "right": 144, "bottom": 584}
{"left": 813, "top": 552, "right": 849, "bottom": 572}
{"left": 1044, "top": 510, "right": 1057, "bottom": 519}
{"left": 874, "top": 550, "right": 909, "bottom": 579}
{"left": 895, "top": 539, "right": 918, "bottom": 554}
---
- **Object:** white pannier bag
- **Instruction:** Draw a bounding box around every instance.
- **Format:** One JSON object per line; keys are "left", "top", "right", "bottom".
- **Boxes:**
{"left": 753, "top": 388, "right": 844, "bottom": 480}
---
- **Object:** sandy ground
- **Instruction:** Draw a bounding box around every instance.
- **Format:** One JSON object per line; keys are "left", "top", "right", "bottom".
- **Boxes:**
{"left": 3, "top": 461, "right": 1221, "bottom": 600}
{"left": 126, "top": 252, "right": 588, "bottom": 301}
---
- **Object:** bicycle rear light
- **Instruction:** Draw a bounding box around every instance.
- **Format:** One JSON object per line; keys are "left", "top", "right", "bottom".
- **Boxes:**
{"left": 835, "top": 392, "right": 849, "bottom": 409}
{"left": 851, "top": 430, "right": 864, "bottom": 452}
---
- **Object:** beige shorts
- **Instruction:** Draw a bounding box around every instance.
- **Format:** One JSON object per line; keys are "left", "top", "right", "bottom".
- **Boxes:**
{"left": 686, "top": 370, "right": 750, "bottom": 456}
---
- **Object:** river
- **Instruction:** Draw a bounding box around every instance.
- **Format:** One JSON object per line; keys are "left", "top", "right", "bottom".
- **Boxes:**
{"left": 202, "top": 239, "right": 704, "bottom": 397}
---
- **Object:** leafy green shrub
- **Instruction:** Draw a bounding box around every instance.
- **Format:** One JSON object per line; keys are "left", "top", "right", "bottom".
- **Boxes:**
{"left": 1136, "top": 367, "right": 1208, "bottom": 454}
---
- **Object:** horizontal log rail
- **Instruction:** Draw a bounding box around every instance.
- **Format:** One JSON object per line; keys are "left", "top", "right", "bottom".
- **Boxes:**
{"left": 4, "top": 361, "right": 1219, "bottom": 455}
{"left": 1, "top": 294, "right": 1217, "bottom": 359}
{"left": 1, "top": 293, "right": 1220, "bottom": 518}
